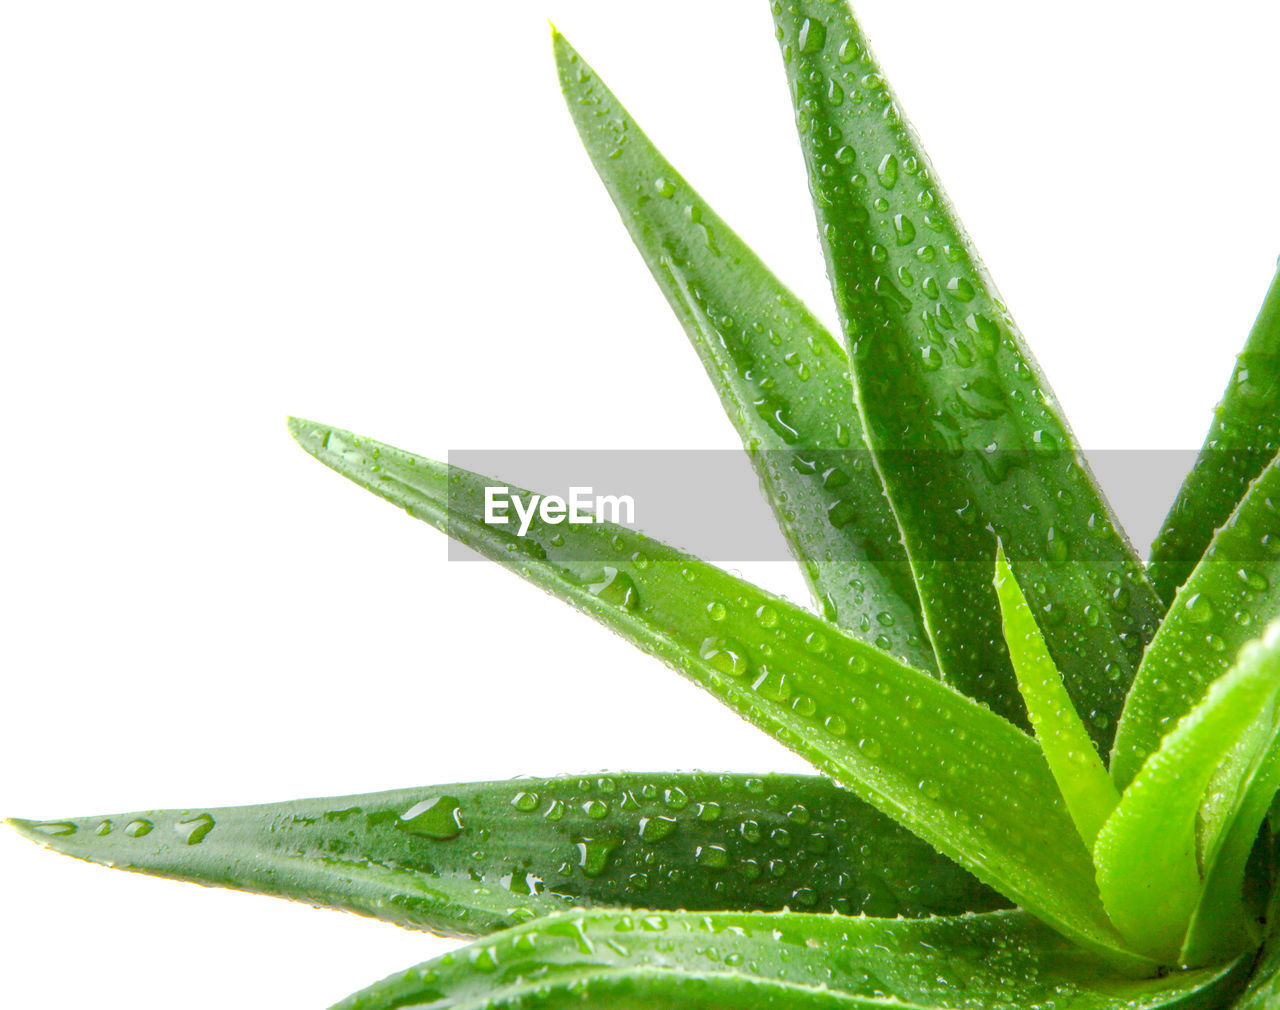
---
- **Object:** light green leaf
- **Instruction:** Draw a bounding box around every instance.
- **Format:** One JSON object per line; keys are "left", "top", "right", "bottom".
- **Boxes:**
{"left": 553, "top": 32, "right": 932, "bottom": 668}
{"left": 1150, "top": 264, "right": 1280, "bottom": 605}
{"left": 1095, "top": 620, "right": 1280, "bottom": 965}
{"left": 6, "top": 772, "right": 1001, "bottom": 936}
{"left": 1112, "top": 454, "right": 1280, "bottom": 789}
{"left": 1180, "top": 732, "right": 1280, "bottom": 965}
{"left": 332, "top": 908, "right": 1237, "bottom": 1010}
{"left": 994, "top": 545, "right": 1119, "bottom": 847}
{"left": 290, "top": 418, "right": 1143, "bottom": 967}
{"left": 770, "top": 0, "right": 1161, "bottom": 747}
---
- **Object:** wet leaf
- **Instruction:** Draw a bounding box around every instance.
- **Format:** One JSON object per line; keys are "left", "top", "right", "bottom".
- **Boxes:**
{"left": 995, "top": 545, "right": 1118, "bottom": 847}
{"left": 770, "top": 0, "right": 1160, "bottom": 748}
{"left": 1150, "top": 265, "right": 1280, "bottom": 605}
{"left": 287, "top": 419, "right": 1143, "bottom": 965}
{"left": 7, "top": 772, "right": 1001, "bottom": 936}
{"left": 332, "top": 908, "right": 1237, "bottom": 1010}
{"left": 553, "top": 32, "right": 932, "bottom": 667}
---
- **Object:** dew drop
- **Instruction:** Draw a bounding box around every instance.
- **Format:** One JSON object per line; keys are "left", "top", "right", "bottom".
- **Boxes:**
{"left": 876, "top": 154, "right": 898, "bottom": 190}
{"left": 798, "top": 16, "right": 827, "bottom": 54}
{"left": 1045, "top": 527, "right": 1069, "bottom": 566}
{"left": 511, "top": 792, "right": 540, "bottom": 813}
{"left": 576, "top": 836, "right": 621, "bottom": 878}
{"left": 699, "top": 636, "right": 752, "bottom": 677}
{"left": 587, "top": 567, "right": 640, "bottom": 610}
{"left": 639, "top": 815, "right": 678, "bottom": 842}
{"left": 664, "top": 787, "right": 689, "bottom": 811}
{"left": 1184, "top": 593, "right": 1215, "bottom": 624}
{"left": 398, "top": 796, "right": 464, "bottom": 840}
{"left": 756, "top": 604, "right": 779, "bottom": 628}
{"left": 176, "top": 813, "right": 215, "bottom": 846}
{"left": 30, "top": 821, "right": 77, "bottom": 838}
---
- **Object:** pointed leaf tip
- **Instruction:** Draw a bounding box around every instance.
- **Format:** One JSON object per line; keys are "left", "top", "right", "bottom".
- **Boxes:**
{"left": 287, "top": 416, "right": 330, "bottom": 455}
{"left": 553, "top": 26, "right": 934, "bottom": 659}
{"left": 994, "top": 546, "right": 1119, "bottom": 849}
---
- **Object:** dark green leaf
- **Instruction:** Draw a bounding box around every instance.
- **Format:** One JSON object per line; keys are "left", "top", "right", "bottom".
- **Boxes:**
{"left": 1150, "top": 264, "right": 1280, "bottom": 605}
{"left": 553, "top": 32, "right": 932, "bottom": 668}
{"left": 1228, "top": 841, "right": 1280, "bottom": 1009}
{"left": 770, "top": 0, "right": 1160, "bottom": 747}
{"left": 332, "top": 908, "right": 1238, "bottom": 1010}
{"left": 288, "top": 419, "right": 1143, "bottom": 967}
{"left": 7, "top": 772, "right": 1001, "bottom": 937}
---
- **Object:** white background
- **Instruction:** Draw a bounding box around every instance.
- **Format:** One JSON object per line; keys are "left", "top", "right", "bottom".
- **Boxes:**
{"left": 3, "top": 1, "right": 1279, "bottom": 1004}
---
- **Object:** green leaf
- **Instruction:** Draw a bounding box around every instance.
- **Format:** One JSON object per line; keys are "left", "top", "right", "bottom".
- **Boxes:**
{"left": 1095, "top": 620, "right": 1280, "bottom": 965}
{"left": 1181, "top": 733, "right": 1280, "bottom": 965}
{"left": 1229, "top": 842, "right": 1280, "bottom": 1009}
{"left": 288, "top": 419, "right": 1143, "bottom": 967}
{"left": 1149, "top": 264, "right": 1280, "bottom": 606}
{"left": 1112, "top": 454, "right": 1280, "bottom": 789}
{"left": 6, "top": 772, "right": 1001, "bottom": 936}
{"left": 994, "top": 545, "right": 1119, "bottom": 847}
{"left": 332, "top": 908, "right": 1238, "bottom": 1010}
{"left": 553, "top": 32, "right": 932, "bottom": 669}
{"left": 770, "top": 0, "right": 1161, "bottom": 746}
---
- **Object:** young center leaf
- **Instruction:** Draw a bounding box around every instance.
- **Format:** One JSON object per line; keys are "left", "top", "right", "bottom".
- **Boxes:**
{"left": 770, "top": 0, "right": 1161, "bottom": 745}
{"left": 553, "top": 31, "right": 933, "bottom": 669}
{"left": 332, "top": 908, "right": 1238, "bottom": 1010}
{"left": 994, "top": 546, "right": 1119, "bottom": 847}
{"left": 289, "top": 418, "right": 1142, "bottom": 967}
{"left": 1095, "top": 619, "right": 1280, "bottom": 965}
{"left": 7, "top": 772, "right": 1001, "bottom": 936}
{"left": 1149, "top": 264, "right": 1280, "bottom": 605}
{"left": 1180, "top": 730, "right": 1280, "bottom": 965}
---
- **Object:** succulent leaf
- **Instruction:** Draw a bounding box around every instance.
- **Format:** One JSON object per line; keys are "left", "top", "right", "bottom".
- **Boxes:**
{"left": 769, "top": 0, "right": 1160, "bottom": 747}
{"left": 331, "top": 908, "right": 1237, "bottom": 1010}
{"left": 1181, "top": 734, "right": 1280, "bottom": 965}
{"left": 6, "top": 772, "right": 1002, "bottom": 935}
{"left": 288, "top": 418, "right": 1142, "bottom": 967}
{"left": 994, "top": 545, "right": 1119, "bottom": 847}
{"left": 1229, "top": 859, "right": 1280, "bottom": 1009}
{"left": 1150, "top": 265, "right": 1280, "bottom": 605}
{"left": 1112, "top": 454, "right": 1280, "bottom": 789}
{"left": 1095, "top": 620, "right": 1280, "bottom": 965}
{"left": 552, "top": 32, "right": 932, "bottom": 668}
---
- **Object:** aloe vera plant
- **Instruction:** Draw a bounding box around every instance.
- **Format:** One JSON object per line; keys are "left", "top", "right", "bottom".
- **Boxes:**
{"left": 13, "top": 1, "right": 1280, "bottom": 1006}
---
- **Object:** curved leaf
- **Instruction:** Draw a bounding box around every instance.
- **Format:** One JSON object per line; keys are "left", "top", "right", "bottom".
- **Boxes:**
{"left": 332, "top": 908, "right": 1238, "bottom": 1010}
{"left": 1112, "top": 454, "right": 1280, "bottom": 789}
{"left": 6, "top": 772, "right": 1001, "bottom": 937}
{"left": 1181, "top": 733, "right": 1280, "bottom": 965}
{"left": 1150, "top": 264, "right": 1280, "bottom": 605}
{"left": 1229, "top": 854, "right": 1280, "bottom": 1010}
{"left": 770, "top": 0, "right": 1160, "bottom": 746}
{"left": 553, "top": 32, "right": 932, "bottom": 667}
{"left": 994, "top": 545, "right": 1118, "bottom": 847}
{"left": 1095, "top": 620, "right": 1280, "bottom": 964}
{"left": 288, "top": 418, "right": 1142, "bottom": 967}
